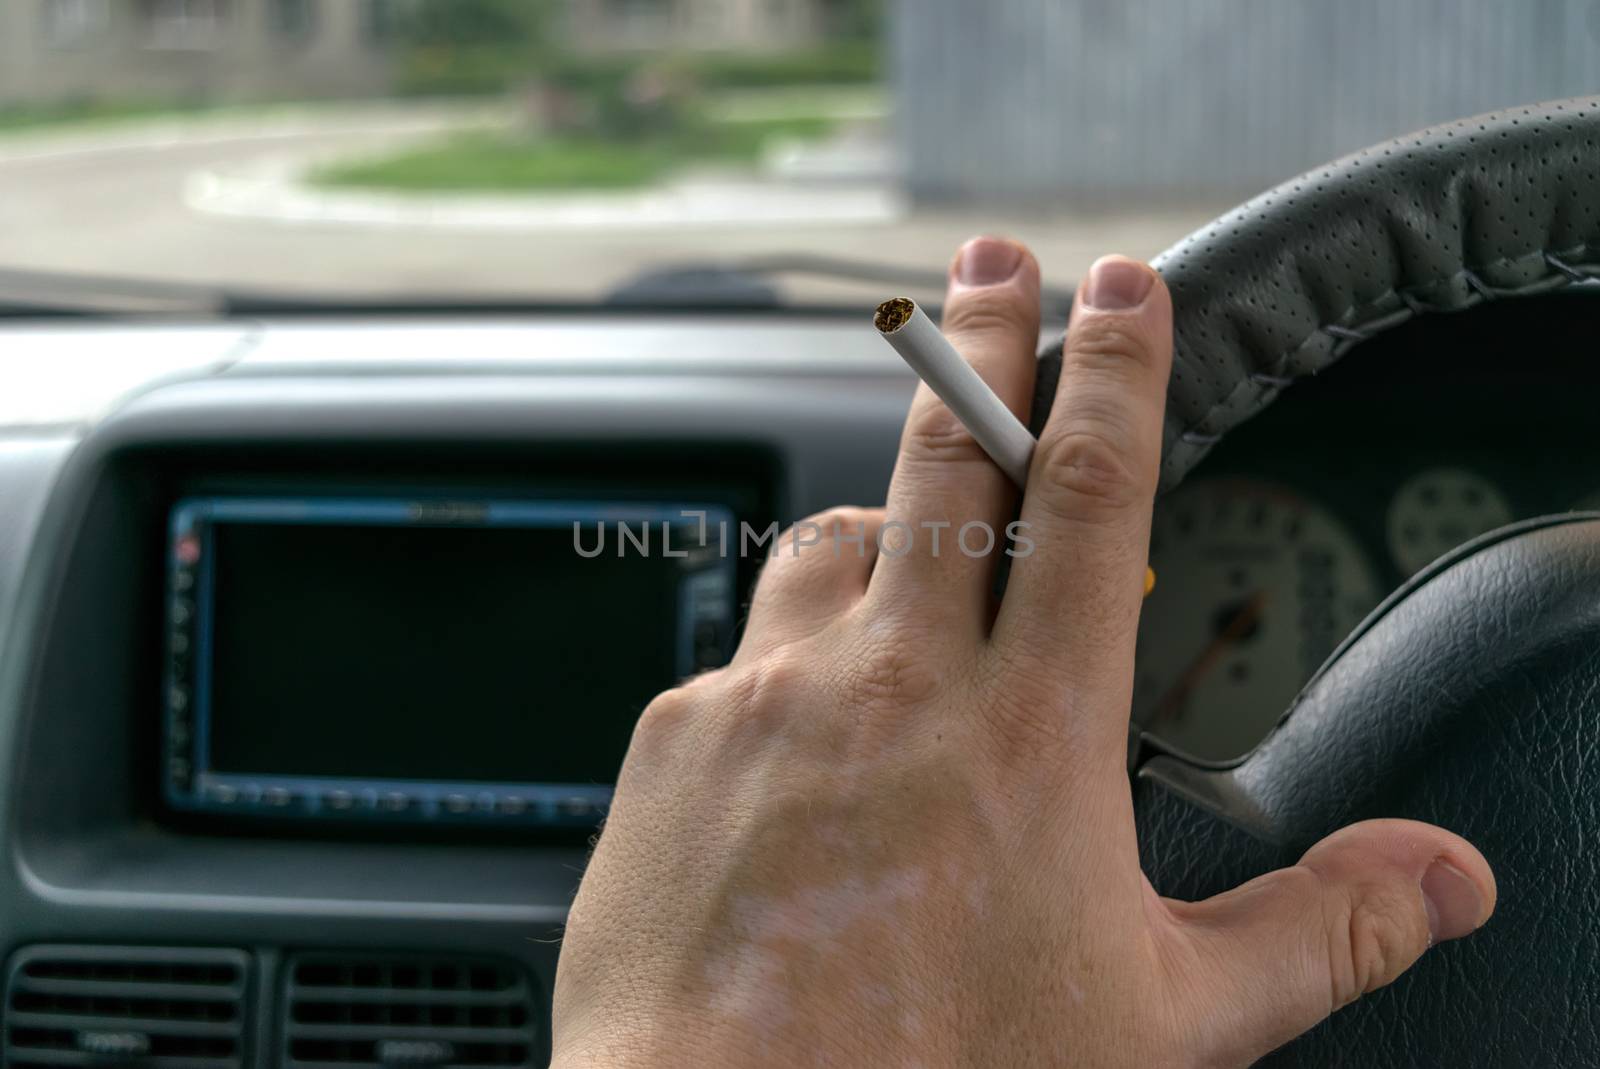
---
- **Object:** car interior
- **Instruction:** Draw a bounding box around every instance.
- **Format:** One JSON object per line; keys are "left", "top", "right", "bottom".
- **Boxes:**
{"left": 1, "top": 5, "right": 1598, "bottom": 1068}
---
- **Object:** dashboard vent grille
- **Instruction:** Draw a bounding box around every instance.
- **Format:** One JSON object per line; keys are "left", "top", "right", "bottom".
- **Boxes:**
{"left": 283, "top": 953, "right": 538, "bottom": 1068}
{"left": 3, "top": 944, "right": 249, "bottom": 1068}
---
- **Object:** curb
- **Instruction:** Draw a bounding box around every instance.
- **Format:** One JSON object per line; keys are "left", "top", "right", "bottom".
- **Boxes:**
{"left": 184, "top": 159, "right": 906, "bottom": 233}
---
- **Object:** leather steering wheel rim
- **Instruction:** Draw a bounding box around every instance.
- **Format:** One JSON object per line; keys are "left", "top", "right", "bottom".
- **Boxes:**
{"left": 1026, "top": 98, "right": 1600, "bottom": 1066}
{"left": 1029, "top": 96, "right": 1600, "bottom": 491}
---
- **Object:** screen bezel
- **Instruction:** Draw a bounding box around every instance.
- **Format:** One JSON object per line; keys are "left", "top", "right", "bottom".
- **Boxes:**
{"left": 161, "top": 495, "right": 738, "bottom": 828}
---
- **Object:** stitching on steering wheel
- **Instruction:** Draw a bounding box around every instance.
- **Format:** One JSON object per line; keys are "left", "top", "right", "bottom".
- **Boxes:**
{"left": 1544, "top": 250, "right": 1589, "bottom": 282}
{"left": 1459, "top": 268, "right": 1497, "bottom": 301}
{"left": 1167, "top": 239, "right": 1599, "bottom": 469}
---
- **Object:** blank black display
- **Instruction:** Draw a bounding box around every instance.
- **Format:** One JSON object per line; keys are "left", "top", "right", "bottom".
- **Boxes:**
{"left": 205, "top": 522, "right": 682, "bottom": 785}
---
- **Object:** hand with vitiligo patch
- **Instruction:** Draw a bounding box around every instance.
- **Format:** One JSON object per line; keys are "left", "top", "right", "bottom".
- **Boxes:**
{"left": 550, "top": 238, "right": 1496, "bottom": 1069}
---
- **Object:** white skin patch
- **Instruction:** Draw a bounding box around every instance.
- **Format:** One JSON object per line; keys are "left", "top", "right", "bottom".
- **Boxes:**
{"left": 703, "top": 867, "right": 938, "bottom": 1067}
{"left": 943, "top": 857, "right": 989, "bottom": 919}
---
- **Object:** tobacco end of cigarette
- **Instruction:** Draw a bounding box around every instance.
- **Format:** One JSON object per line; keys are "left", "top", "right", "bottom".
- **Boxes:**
{"left": 874, "top": 296, "right": 916, "bottom": 334}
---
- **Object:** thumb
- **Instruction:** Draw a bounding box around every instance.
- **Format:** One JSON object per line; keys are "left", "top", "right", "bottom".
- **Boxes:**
{"left": 1169, "top": 819, "right": 1496, "bottom": 1064}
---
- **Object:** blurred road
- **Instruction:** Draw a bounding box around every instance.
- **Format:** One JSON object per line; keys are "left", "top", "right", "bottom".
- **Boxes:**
{"left": 0, "top": 108, "right": 1227, "bottom": 308}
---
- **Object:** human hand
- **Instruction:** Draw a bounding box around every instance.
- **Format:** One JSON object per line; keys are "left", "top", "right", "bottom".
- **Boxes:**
{"left": 550, "top": 238, "right": 1496, "bottom": 1068}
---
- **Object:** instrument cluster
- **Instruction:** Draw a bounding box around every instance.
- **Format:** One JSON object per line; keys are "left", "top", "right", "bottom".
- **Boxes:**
{"left": 1133, "top": 466, "right": 1594, "bottom": 762}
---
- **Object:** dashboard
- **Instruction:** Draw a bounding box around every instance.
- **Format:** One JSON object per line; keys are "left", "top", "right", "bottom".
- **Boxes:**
{"left": 0, "top": 288, "right": 1592, "bottom": 1066}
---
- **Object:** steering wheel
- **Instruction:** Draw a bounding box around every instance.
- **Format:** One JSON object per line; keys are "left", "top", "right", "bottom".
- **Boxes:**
{"left": 1027, "top": 96, "right": 1600, "bottom": 1066}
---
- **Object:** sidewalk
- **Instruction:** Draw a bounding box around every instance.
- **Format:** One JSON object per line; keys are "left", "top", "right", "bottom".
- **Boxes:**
{"left": 180, "top": 94, "right": 905, "bottom": 233}
{"left": 187, "top": 169, "right": 905, "bottom": 231}
{"left": 0, "top": 101, "right": 505, "bottom": 167}
{"left": 185, "top": 145, "right": 906, "bottom": 232}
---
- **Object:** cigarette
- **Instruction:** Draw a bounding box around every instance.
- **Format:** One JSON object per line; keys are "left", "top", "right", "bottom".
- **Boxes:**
{"left": 874, "top": 297, "right": 1035, "bottom": 487}
{"left": 874, "top": 296, "right": 1156, "bottom": 598}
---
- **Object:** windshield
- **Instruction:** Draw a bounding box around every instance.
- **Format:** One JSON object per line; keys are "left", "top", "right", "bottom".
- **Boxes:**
{"left": 2, "top": 1, "right": 1593, "bottom": 310}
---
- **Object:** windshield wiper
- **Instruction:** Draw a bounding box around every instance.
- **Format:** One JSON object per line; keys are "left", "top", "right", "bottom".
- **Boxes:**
{"left": 0, "top": 255, "right": 1084, "bottom": 319}
{"left": 603, "top": 264, "right": 787, "bottom": 309}
{"left": 0, "top": 268, "right": 232, "bottom": 318}
{"left": 604, "top": 253, "right": 1079, "bottom": 317}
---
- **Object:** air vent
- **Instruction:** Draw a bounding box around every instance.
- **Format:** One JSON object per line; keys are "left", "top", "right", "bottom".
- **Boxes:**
{"left": 283, "top": 953, "right": 538, "bottom": 1068}
{"left": 4, "top": 944, "right": 249, "bottom": 1068}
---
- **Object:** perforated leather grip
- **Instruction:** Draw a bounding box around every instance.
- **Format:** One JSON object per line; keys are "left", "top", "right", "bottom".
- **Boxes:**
{"left": 1029, "top": 96, "right": 1600, "bottom": 490}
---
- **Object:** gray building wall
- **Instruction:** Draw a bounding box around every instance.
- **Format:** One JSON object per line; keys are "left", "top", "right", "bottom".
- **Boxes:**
{"left": 892, "top": 0, "right": 1600, "bottom": 202}
{"left": 0, "top": 1, "right": 400, "bottom": 107}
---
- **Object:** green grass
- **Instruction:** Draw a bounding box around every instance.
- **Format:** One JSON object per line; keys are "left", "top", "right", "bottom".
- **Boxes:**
{"left": 676, "top": 44, "right": 880, "bottom": 89}
{"left": 397, "top": 44, "right": 881, "bottom": 97}
{"left": 0, "top": 99, "right": 200, "bottom": 133}
{"left": 312, "top": 116, "right": 834, "bottom": 193}
{"left": 0, "top": 97, "right": 332, "bottom": 136}
{"left": 314, "top": 133, "right": 673, "bottom": 191}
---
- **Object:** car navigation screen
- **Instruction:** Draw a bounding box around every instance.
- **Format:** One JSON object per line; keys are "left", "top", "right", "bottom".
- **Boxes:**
{"left": 161, "top": 496, "right": 737, "bottom": 827}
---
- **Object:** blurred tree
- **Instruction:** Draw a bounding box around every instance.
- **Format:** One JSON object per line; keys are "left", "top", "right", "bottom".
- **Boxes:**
{"left": 822, "top": 0, "right": 883, "bottom": 40}
{"left": 400, "top": 0, "right": 553, "bottom": 48}
{"left": 394, "top": 0, "right": 559, "bottom": 96}
{"left": 393, "top": 0, "right": 879, "bottom": 137}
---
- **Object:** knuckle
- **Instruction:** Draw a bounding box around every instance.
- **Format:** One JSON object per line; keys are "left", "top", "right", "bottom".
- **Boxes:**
{"left": 1032, "top": 426, "right": 1150, "bottom": 517}
{"left": 756, "top": 509, "right": 878, "bottom": 603}
{"left": 633, "top": 685, "right": 698, "bottom": 744}
{"left": 774, "top": 507, "right": 873, "bottom": 559}
{"left": 680, "top": 665, "right": 727, "bottom": 692}
{"left": 771, "top": 521, "right": 813, "bottom": 556}
{"left": 691, "top": 650, "right": 819, "bottom": 758}
{"left": 760, "top": 533, "right": 821, "bottom": 588}
{"left": 844, "top": 634, "right": 942, "bottom": 716}
{"left": 943, "top": 298, "right": 1037, "bottom": 344}
{"left": 1066, "top": 319, "right": 1159, "bottom": 375}
{"left": 902, "top": 404, "right": 993, "bottom": 469}
{"left": 806, "top": 506, "right": 875, "bottom": 537}
{"left": 1324, "top": 880, "right": 1428, "bottom": 1008}
{"left": 726, "top": 651, "right": 810, "bottom": 725}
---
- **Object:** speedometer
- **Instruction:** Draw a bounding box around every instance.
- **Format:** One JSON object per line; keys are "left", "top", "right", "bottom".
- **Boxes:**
{"left": 1132, "top": 480, "right": 1383, "bottom": 761}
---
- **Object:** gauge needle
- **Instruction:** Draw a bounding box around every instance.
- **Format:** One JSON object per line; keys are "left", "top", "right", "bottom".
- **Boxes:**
{"left": 1148, "top": 590, "right": 1269, "bottom": 728}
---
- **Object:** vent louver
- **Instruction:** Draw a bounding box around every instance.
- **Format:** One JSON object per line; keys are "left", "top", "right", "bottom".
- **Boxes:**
{"left": 3, "top": 945, "right": 248, "bottom": 1068}
{"left": 283, "top": 953, "right": 538, "bottom": 1068}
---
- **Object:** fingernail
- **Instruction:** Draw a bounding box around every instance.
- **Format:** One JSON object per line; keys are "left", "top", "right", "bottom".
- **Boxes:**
{"left": 1083, "top": 256, "right": 1154, "bottom": 310}
{"left": 955, "top": 237, "right": 1023, "bottom": 286}
{"left": 1421, "top": 859, "right": 1485, "bottom": 944}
